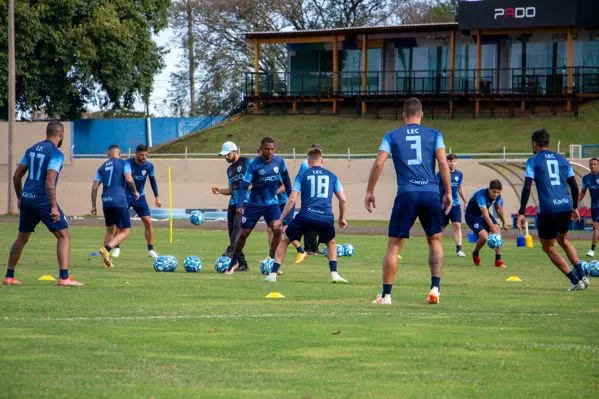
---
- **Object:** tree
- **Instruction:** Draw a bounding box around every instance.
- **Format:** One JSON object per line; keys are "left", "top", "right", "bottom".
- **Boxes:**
{"left": 0, "top": 0, "right": 171, "bottom": 120}
{"left": 168, "top": 0, "right": 408, "bottom": 116}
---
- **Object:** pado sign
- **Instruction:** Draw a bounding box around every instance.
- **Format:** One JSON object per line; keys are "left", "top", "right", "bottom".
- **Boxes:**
{"left": 494, "top": 7, "right": 536, "bottom": 20}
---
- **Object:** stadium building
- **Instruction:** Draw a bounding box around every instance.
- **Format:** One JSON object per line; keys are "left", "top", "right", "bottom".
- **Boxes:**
{"left": 244, "top": 0, "right": 599, "bottom": 117}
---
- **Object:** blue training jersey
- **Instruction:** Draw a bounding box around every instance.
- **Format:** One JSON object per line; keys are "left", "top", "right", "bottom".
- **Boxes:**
{"left": 19, "top": 140, "right": 65, "bottom": 206}
{"left": 437, "top": 169, "right": 463, "bottom": 206}
{"left": 298, "top": 159, "right": 309, "bottom": 175}
{"left": 293, "top": 166, "right": 343, "bottom": 223}
{"left": 227, "top": 157, "right": 250, "bottom": 206}
{"left": 379, "top": 123, "right": 445, "bottom": 194}
{"left": 241, "top": 156, "right": 288, "bottom": 207}
{"left": 525, "top": 150, "right": 574, "bottom": 214}
{"left": 127, "top": 158, "right": 156, "bottom": 199}
{"left": 465, "top": 188, "right": 503, "bottom": 218}
{"left": 94, "top": 158, "right": 132, "bottom": 208}
{"left": 582, "top": 173, "right": 599, "bottom": 209}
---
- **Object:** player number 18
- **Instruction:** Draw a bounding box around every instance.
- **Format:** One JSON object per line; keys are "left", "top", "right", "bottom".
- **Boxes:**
{"left": 307, "top": 175, "right": 329, "bottom": 198}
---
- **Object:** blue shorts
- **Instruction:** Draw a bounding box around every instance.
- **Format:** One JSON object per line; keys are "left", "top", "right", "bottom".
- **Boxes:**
{"left": 592, "top": 208, "right": 599, "bottom": 223}
{"left": 19, "top": 203, "right": 68, "bottom": 233}
{"left": 285, "top": 213, "right": 335, "bottom": 244}
{"left": 241, "top": 203, "right": 281, "bottom": 230}
{"left": 280, "top": 204, "right": 295, "bottom": 226}
{"left": 465, "top": 214, "right": 497, "bottom": 235}
{"left": 103, "top": 206, "right": 131, "bottom": 229}
{"left": 443, "top": 204, "right": 462, "bottom": 226}
{"left": 388, "top": 191, "right": 443, "bottom": 238}
{"left": 129, "top": 196, "right": 151, "bottom": 218}
{"left": 536, "top": 212, "right": 570, "bottom": 240}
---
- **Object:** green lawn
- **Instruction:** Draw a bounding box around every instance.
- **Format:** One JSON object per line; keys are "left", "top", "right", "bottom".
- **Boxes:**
{"left": 1, "top": 223, "right": 598, "bottom": 398}
{"left": 154, "top": 101, "right": 599, "bottom": 156}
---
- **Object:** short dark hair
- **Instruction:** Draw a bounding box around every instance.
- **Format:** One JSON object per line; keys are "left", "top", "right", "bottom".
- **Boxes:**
{"left": 590, "top": 157, "right": 599, "bottom": 163}
{"left": 489, "top": 179, "right": 502, "bottom": 190}
{"left": 307, "top": 147, "right": 323, "bottom": 159}
{"left": 447, "top": 153, "right": 457, "bottom": 161}
{"left": 261, "top": 137, "right": 275, "bottom": 146}
{"left": 531, "top": 129, "right": 550, "bottom": 147}
{"left": 108, "top": 144, "right": 119, "bottom": 151}
{"left": 403, "top": 97, "right": 422, "bottom": 117}
{"left": 136, "top": 144, "right": 148, "bottom": 152}
{"left": 46, "top": 121, "right": 64, "bottom": 137}
{"left": 310, "top": 143, "right": 322, "bottom": 149}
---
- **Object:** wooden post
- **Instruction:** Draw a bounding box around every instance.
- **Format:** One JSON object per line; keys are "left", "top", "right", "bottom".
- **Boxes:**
{"left": 361, "top": 34, "right": 368, "bottom": 115}
{"left": 332, "top": 35, "right": 339, "bottom": 113}
{"left": 475, "top": 30, "right": 482, "bottom": 114}
{"left": 567, "top": 27, "right": 574, "bottom": 112}
{"left": 254, "top": 39, "right": 261, "bottom": 111}
{"left": 449, "top": 30, "right": 456, "bottom": 118}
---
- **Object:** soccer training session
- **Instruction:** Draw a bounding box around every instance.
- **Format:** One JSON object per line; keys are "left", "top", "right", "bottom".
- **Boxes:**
{"left": 1, "top": 0, "right": 599, "bottom": 397}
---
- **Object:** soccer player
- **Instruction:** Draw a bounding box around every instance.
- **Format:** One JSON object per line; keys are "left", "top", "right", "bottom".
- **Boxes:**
{"left": 3, "top": 122, "right": 83, "bottom": 286}
{"left": 365, "top": 97, "right": 452, "bottom": 305}
{"left": 225, "top": 137, "right": 292, "bottom": 274}
{"left": 211, "top": 141, "right": 250, "bottom": 271}
{"left": 264, "top": 146, "right": 348, "bottom": 283}
{"left": 517, "top": 129, "right": 588, "bottom": 291}
{"left": 438, "top": 153, "right": 467, "bottom": 257}
{"left": 112, "top": 144, "right": 161, "bottom": 259}
{"left": 464, "top": 180, "right": 509, "bottom": 267}
{"left": 580, "top": 157, "right": 599, "bottom": 257}
{"left": 273, "top": 181, "right": 308, "bottom": 264}
{"left": 91, "top": 145, "right": 139, "bottom": 268}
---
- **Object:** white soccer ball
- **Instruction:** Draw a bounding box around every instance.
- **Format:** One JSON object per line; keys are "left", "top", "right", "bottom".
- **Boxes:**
{"left": 214, "top": 256, "right": 231, "bottom": 273}
{"left": 336, "top": 244, "right": 344, "bottom": 256}
{"left": 189, "top": 210, "right": 205, "bottom": 225}
{"left": 342, "top": 243, "right": 355, "bottom": 256}
{"left": 183, "top": 255, "right": 202, "bottom": 272}
{"left": 260, "top": 257, "right": 274, "bottom": 275}
{"left": 487, "top": 234, "right": 503, "bottom": 249}
{"left": 153, "top": 255, "right": 177, "bottom": 272}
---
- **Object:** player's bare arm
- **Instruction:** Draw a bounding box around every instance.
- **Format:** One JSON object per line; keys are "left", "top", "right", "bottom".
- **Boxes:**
{"left": 45, "top": 169, "right": 60, "bottom": 222}
{"left": 124, "top": 172, "right": 140, "bottom": 200}
{"left": 364, "top": 150, "right": 389, "bottom": 212}
{"left": 275, "top": 191, "right": 298, "bottom": 231}
{"left": 567, "top": 175, "right": 580, "bottom": 221}
{"left": 458, "top": 184, "right": 467, "bottom": 205}
{"left": 480, "top": 206, "right": 500, "bottom": 234}
{"left": 336, "top": 190, "right": 348, "bottom": 228}
{"left": 90, "top": 180, "right": 101, "bottom": 215}
{"left": 12, "top": 163, "right": 28, "bottom": 209}
{"left": 495, "top": 204, "right": 509, "bottom": 231}
{"left": 212, "top": 186, "right": 232, "bottom": 195}
{"left": 435, "top": 147, "right": 452, "bottom": 214}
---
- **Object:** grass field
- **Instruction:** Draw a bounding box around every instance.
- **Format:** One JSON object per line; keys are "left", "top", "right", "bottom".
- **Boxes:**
{"left": 154, "top": 101, "right": 599, "bottom": 156}
{"left": 1, "top": 223, "right": 598, "bottom": 398}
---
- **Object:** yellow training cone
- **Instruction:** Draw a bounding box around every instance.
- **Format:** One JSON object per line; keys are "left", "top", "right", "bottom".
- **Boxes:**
{"left": 265, "top": 292, "right": 285, "bottom": 299}
{"left": 38, "top": 275, "right": 56, "bottom": 281}
{"left": 506, "top": 276, "right": 522, "bottom": 282}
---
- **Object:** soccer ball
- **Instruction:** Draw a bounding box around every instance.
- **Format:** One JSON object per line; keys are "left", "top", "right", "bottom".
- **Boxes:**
{"left": 581, "top": 261, "right": 590, "bottom": 276}
{"left": 589, "top": 260, "right": 599, "bottom": 277}
{"left": 214, "top": 256, "right": 231, "bottom": 273}
{"left": 322, "top": 246, "right": 328, "bottom": 256}
{"left": 342, "top": 243, "right": 355, "bottom": 256}
{"left": 260, "top": 257, "right": 274, "bottom": 275}
{"left": 487, "top": 234, "right": 503, "bottom": 249}
{"left": 153, "top": 255, "right": 177, "bottom": 272}
{"left": 189, "top": 210, "right": 205, "bottom": 225}
{"left": 183, "top": 255, "right": 202, "bottom": 272}
{"left": 336, "top": 244, "right": 344, "bottom": 256}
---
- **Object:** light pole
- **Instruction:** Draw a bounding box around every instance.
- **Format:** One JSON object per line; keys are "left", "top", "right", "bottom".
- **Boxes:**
{"left": 7, "top": 0, "right": 16, "bottom": 214}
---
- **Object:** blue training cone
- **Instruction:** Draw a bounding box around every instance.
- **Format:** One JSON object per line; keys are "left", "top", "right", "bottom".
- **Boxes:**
{"left": 467, "top": 232, "right": 477, "bottom": 243}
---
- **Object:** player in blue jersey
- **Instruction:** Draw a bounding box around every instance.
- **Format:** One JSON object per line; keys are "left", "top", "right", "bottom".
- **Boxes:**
{"left": 365, "top": 98, "right": 452, "bottom": 305}
{"left": 212, "top": 141, "right": 250, "bottom": 271}
{"left": 4, "top": 122, "right": 83, "bottom": 286}
{"left": 580, "top": 157, "right": 599, "bottom": 257}
{"left": 517, "top": 129, "right": 588, "bottom": 291}
{"left": 225, "top": 137, "right": 292, "bottom": 274}
{"left": 437, "top": 153, "right": 467, "bottom": 257}
{"left": 464, "top": 180, "right": 509, "bottom": 267}
{"left": 91, "top": 145, "right": 139, "bottom": 268}
{"left": 298, "top": 144, "right": 323, "bottom": 255}
{"left": 264, "top": 147, "right": 349, "bottom": 283}
{"left": 272, "top": 180, "right": 308, "bottom": 264}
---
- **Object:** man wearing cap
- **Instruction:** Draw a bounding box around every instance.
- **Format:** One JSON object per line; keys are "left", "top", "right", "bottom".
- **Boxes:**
{"left": 212, "top": 142, "right": 250, "bottom": 271}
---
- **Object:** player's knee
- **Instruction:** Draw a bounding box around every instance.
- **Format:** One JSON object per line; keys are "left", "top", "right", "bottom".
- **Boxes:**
{"left": 55, "top": 229, "right": 70, "bottom": 241}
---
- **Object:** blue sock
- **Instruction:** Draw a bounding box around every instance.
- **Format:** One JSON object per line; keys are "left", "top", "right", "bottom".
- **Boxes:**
{"left": 115, "top": 245, "right": 120, "bottom": 248}
{"left": 456, "top": 245, "right": 462, "bottom": 253}
{"left": 230, "top": 254, "right": 238, "bottom": 268}
{"left": 473, "top": 250, "right": 479, "bottom": 256}
{"left": 59, "top": 269, "right": 69, "bottom": 279}
{"left": 296, "top": 245, "right": 304, "bottom": 253}
{"left": 566, "top": 271, "right": 580, "bottom": 285}
{"left": 495, "top": 254, "right": 502, "bottom": 261}
{"left": 5, "top": 269, "right": 15, "bottom": 278}
{"left": 382, "top": 284, "right": 393, "bottom": 297}
{"left": 574, "top": 263, "right": 585, "bottom": 280}
{"left": 329, "top": 260, "right": 337, "bottom": 272}
{"left": 148, "top": 244, "right": 154, "bottom": 251}
{"left": 592, "top": 244, "right": 597, "bottom": 251}
{"left": 272, "top": 262, "right": 281, "bottom": 273}
{"left": 431, "top": 276, "right": 441, "bottom": 291}
{"left": 104, "top": 244, "right": 112, "bottom": 251}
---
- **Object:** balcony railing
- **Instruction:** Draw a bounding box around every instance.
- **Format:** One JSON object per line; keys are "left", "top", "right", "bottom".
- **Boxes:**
{"left": 244, "top": 67, "right": 599, "bottom": 98}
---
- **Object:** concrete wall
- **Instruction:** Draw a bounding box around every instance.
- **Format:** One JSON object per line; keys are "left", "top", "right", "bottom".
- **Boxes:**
{"left": 0, "top": 154, "right": 526, "bottom": 221}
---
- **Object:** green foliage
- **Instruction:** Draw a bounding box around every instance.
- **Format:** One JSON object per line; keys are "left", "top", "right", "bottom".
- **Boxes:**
{"left": 0, "top": 0, "right": 171, "bottom": 119}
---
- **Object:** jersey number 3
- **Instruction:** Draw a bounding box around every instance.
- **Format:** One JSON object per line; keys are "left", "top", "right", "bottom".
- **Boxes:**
{"left": 406, "top": 136, "right": 422, "bottom": 165}
{"left": 307, "top": 175, "right": 329, "bottom": 198}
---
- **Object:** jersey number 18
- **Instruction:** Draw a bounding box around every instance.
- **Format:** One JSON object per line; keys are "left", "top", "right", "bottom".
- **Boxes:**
{"left": 307, "top": 175, "right": 329, "bottom": 198}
